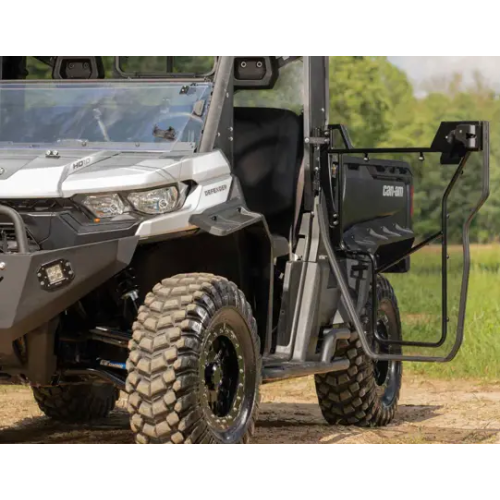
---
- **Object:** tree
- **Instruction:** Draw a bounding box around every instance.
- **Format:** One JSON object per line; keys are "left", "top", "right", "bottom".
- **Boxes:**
{"left": 406, "top": 75, "right": 500, "bottom": 242}
{"left": 329, "top": 56, "right": 416, "bottom": 147}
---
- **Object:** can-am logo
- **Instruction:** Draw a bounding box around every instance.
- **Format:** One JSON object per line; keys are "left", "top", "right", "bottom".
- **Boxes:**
{"left": 383, "top": 185, "right": 404, "bottom": 198}
{"left": 204, "top": 184, "right": 228, "bottom": 197}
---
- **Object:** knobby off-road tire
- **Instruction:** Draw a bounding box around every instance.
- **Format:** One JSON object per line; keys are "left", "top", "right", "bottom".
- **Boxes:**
{"left": 126, "top": 273, "right": 261, "bottom": 444}
{"left": 315, "top": 275, "right": 402, "bottom": 427}
{"left": 33, "top": 384, "right": 119, "bottom": 422}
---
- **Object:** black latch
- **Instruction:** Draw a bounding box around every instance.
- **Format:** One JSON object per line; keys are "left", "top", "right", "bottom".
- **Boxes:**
{"left": 453, "top": 124, "right": 479, "bottom": 150}
{"left": 179, "top": 84, "right": 197, "bottom": 95}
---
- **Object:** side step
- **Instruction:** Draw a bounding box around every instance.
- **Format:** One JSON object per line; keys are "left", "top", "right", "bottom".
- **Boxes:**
{"left": 262, "top": 359, "right": 349, "bottom": 385}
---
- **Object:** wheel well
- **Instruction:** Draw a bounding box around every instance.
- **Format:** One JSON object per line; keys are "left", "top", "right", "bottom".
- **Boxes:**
{"left": 131, "top": 227, "right": 272, "bottom": 347}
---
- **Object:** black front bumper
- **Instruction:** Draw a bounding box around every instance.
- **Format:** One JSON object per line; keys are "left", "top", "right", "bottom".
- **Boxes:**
{"left": 0, "top": 206, "right": 138, "bottom": 346}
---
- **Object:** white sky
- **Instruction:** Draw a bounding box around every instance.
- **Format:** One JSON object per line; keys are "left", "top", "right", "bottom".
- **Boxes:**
{"left": 389, "top": 56, "right": 500, "bottom": 91}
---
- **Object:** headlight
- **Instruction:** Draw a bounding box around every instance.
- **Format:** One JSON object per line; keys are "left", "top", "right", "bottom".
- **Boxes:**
{"left": 78, "top": 185, "right": 186, "bottom": 220}
{"left": 81, "top": 193, "right": 126, "bottom": 219}
{"left": 127, "top": 186, "right": 180, "bottom": 215}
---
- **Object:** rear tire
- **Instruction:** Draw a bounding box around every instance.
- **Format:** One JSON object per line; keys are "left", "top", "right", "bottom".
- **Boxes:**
{"left": 33, "top": 384, "right": 119, "bottom": 422}
{"left": 315, "top": 275, "right": 402, "bottom": 427}
{"left": 126, "top": 273, "right": 261, "bottom": 444}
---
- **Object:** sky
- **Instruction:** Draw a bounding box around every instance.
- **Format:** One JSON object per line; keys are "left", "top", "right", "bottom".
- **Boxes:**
{"left": 388, "top": 56, "right": 500, "bottom": 91}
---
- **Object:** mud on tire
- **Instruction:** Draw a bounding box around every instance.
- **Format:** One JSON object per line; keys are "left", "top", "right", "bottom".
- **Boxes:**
{"left": 126, "top": 273, "right": 261, "bottom": 444}
{"left": 315, "top": 275, "right": 402, "bottom": 427}
{"left": 33, "top": 384, "right": 119, "bottom": 422}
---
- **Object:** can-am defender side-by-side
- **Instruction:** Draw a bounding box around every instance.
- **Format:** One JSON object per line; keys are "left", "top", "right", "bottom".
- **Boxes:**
{"left": 0, "top": 57, "right": 489, "bottom": 443}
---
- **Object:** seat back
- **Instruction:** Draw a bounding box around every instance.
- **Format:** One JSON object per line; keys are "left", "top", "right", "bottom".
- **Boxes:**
{"left": 233, "top": 107, "right": 304, "bottom": 238}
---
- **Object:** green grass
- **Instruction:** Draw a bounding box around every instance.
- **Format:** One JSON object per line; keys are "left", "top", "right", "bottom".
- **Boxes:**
{"left": 389, "top": 245, "right": 500, "bottom": 380}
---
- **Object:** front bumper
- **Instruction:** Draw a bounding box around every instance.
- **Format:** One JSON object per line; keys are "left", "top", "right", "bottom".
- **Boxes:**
{"left": 0, "top": 206, "right": 138, "bottom": 346}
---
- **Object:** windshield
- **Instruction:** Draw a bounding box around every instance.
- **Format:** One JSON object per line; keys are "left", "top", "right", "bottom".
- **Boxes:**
{"left": 0, "top": 81, "right": 212, "bottom": 151}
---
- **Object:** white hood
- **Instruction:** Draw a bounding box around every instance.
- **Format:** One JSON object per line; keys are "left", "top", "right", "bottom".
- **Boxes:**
{"left": 0, "top": 149, "right": 231, "bottom": 198}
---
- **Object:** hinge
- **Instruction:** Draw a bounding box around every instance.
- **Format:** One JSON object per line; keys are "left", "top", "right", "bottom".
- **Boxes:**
{"left": 313, "top": 166, "right": 320, "bottom": 192}
{"left": 305, "top": 137, "right": 330, "bottom": 146}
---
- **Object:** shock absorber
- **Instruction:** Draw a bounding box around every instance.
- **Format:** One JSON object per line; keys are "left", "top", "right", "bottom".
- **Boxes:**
{"left": 116, "top": 268, "right": 139, "bottom": 325}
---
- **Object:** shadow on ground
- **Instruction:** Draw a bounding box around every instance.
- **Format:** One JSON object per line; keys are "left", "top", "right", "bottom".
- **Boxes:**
{"left": 0, "top": 409, "right": 133, "bottom": 444}
{"left": 0, "top": 403, "right": 445, "bottom": 444}
{"left": 258, "top": 402, "right": 441, "bottom": 427}
{"left": 252, "top": 402, "right": 445, "bottom": 443}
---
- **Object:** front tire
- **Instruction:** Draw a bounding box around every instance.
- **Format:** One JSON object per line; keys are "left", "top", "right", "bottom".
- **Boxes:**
{"left": 315, "top": 275, "right": 402, "bottom": 427}
{"left": 126, "top": 273, "right": 261, "bottom": 444}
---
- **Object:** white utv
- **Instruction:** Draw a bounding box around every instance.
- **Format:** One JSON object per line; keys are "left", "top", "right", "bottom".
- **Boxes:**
{"left": 0, "top": 56, "right": 489, "bottom": 443}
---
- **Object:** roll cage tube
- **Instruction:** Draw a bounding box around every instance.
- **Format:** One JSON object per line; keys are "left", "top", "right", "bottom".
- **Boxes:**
{"left": 316, "top": 121, "right": 489, "bottom": 363}
{"left": 0, "top": 205, "right": 29, "bottom": 254}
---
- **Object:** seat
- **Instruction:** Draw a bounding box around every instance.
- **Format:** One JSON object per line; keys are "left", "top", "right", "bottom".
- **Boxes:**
{"left": 233, "top": 107, "right": 304, "bottom": 241}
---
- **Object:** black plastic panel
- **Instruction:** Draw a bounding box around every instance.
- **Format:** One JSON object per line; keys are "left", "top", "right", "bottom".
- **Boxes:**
{"left": 337, "top": 156, "right": 415, "bottom": 268}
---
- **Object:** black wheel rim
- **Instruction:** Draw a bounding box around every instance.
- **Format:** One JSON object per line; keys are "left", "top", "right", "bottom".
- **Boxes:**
{"left": 200, "top": 324, "right": 245, "bottom": 429}
{"left": 373, "top": 300, "right": 400, "bottom": 407}
{"left": 198, "top": 307, "right": 257, "bottom": 442}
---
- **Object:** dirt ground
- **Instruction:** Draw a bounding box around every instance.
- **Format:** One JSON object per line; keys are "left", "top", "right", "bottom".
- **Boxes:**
{"left": 1, "top": 376, "right": 500, "bottom": 444}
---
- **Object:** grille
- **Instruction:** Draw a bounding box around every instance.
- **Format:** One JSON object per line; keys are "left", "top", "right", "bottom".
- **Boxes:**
{"left": 1, "top": 199, "right": 74, "bottom": 213}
